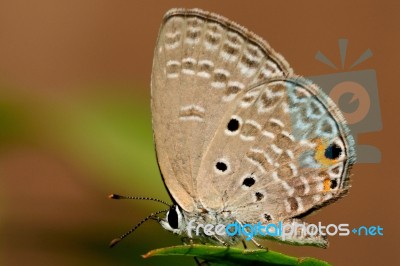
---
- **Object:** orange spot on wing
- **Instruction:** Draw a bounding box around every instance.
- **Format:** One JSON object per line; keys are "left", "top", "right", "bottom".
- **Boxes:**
{"left": 323, "top": 178, "right": 331, "bottom": 192}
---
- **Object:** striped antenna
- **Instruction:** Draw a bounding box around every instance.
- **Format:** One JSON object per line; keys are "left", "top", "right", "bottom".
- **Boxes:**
{"left": 108, "top": 194, "right": 171, "bottom": 207}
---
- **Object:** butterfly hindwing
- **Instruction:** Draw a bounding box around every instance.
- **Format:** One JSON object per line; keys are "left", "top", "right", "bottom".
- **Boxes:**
{"left": 196, "top": 77, "right": 355, "bottom": 223}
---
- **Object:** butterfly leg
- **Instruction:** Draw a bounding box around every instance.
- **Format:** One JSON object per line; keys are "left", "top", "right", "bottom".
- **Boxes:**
{"left": 212, "top": 235, "right": 229, "bottom": 247}
{"left": 235, "top": 220, "right": 266, "bottom": 250}
{"left": 181, "top": 237, "right": 193, "bottom": 246}
{"left": 251, "top": 238, "right": 267, "bottom": 251}
{"left": 194, "top": 257, "right": 210, "bottom": 266}
{"left": 241, "top": 240, "right": 247, "bottom": 249}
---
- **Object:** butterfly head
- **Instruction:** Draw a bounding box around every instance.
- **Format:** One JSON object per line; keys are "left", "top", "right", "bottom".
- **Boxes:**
{"left": 160, "top": 205, "right": 186, "bottom": 234}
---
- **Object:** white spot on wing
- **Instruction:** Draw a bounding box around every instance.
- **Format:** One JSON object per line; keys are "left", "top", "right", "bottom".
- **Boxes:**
{"left": 300, "top": 140, "right": 316, "bottom": 148}
{"left": 328, "top": 163, "right": 343, "bottom": 178}
{"left": 281, "top": 131, "right": 295, "bottom": 141}
{"left": 300, "top": 176, "right": 310, "bottom": 194}
{"left": 240, "top": 135, "right": 255, "bottom": 141}
{"left": 181, "top": 57, "right": 196, "bottom": 75}
{"left": 166, "top": 60, "right": 180, "bottom": 78}
{"left": 260, "top": 67, "right": 272, "bottom": 78}
{"left": 315, "top": 181, "right": 324, "bottom": 192}
{"left": 238, "top": 62, "right": 257, "bottom": 77}
{"left": 179, "top": 116, "right": 203, "bottom": 121}
{"left": 240, "top": 89, "right": 260, "bottom": 108}
{"left": 286, "top": 150, "right": 294, "bottom": 159}
{"left": 289, "top": 163, "right": 298, "bottom": 176}
{"left": 271, "top": 144, "right": 283, "bottom": 155}
{"left": 272, "top": 171, "right": 294, "bottom": 196}
{"left": 323, "top": 193, "right": 333, "bottom": 201}
{"left": 262, "top": 131, "right": 275, "bottom": 139}
{"left": 179, "top": 104, "right": 205, "bottom": 122}
{"left": 215, "top": 68, "right": 230, "bottom": 76}
{"left": 313, "top": 194, "right": 321, "bottom": 202}
{"left": 223, "top": 81, "right": 245, "bottom": 102}
{"left": 246, "top": 148, "right": 273, "bottom": 173}
{"left": 185, "top": 35, "right": 200, "bottom": 45}
{"left": 281, "top": 102, "right": 290, "bottom": 113}
{"left": 165, "top": 31, "right": 181, "bottom": 38}
{"left": 228, "top": 81, "right": 244, "bottom": 88}
{"left": 182, "top": 69, "right": 195, "bottom": 75}
{"left": 211, "top": 82, "right": 226, "bottom": 89}
{"left": 204, "top": 42, "right": 218, "bottom": 51}
{"left": 296, "top": 197, "right": 304, "bottom": 212}
{"left": 295, "top": 87, "right": 311, "bottom": 98}
{"left": 197, "top": 60, "right": 214, "bottom": 79}
{"left": 167, "top": 60, "right": 180, "bottom": 66}
{"left": 282, "top": 181, "right": 295, "bottom": 196}
{"left": 167, "top": 73, "right": 179, "bottom": 79}
{"left": 165, "top": 42, "right": 180, "bottom": 50}
{"left": 198, "top": 59, "right": 214, "bottom": 66}
{"left": 245, "top": 120, "right": 262, "bottom": 130}
{"left": 220, "top": 51, "right": 238, "bottom": 62}
{"left": 272, "top": 171, "right": 279, "bottom": 182}
{"left": 269, "top": 118, "right": 284, "bottom": 127}
{"left": 284, "top": 199, "right": 291, "bottom": 212}
{"left": 197, "top": 72, "right": 211, "bottom": 78}
{"left": 211, "top": 69, "right": 230, "bottom": 89}
{"left": 180, "top": 104, "right": 205, "bottom": 112}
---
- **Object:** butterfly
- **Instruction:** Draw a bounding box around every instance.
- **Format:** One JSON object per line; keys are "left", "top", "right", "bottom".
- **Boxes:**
{"left": 110, "top": 8, "right": 355, "bottom": 249}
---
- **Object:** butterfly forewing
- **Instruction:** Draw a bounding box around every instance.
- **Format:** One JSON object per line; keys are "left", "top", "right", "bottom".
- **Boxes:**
{"left": 151, "top": 8, "right": 292, "bottom": 212}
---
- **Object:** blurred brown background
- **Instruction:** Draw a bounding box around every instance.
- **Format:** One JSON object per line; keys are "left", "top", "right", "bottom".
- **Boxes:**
{"left": 0, "top": 1, "right": 399, "bottom": 265}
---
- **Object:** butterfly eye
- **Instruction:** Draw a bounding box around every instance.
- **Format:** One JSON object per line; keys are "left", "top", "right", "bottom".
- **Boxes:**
{"left": 167, "top": 206, "right": 179, "bottom": 229}
{"left": 324, "top": 143, "right": 342, "bottom": 160}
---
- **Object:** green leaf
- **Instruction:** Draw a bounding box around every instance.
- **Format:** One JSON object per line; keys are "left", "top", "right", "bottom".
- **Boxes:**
{"left": 143, "top": 245, "right": 331, "bottom": 266}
